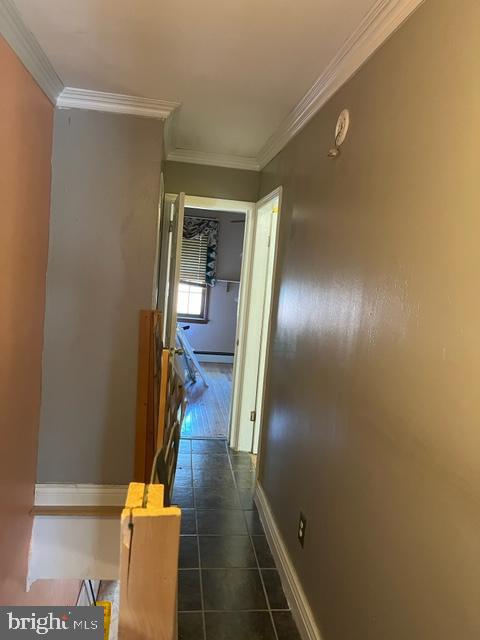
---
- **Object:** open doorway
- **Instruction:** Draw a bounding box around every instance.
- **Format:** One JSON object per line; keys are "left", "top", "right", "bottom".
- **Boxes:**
{"left": 159, "top": 190, "right": 281, "bottom": 452}
{"left": 230, "top": 188, "right": 282, "bottom": 453}
{"left": 177, "top": 206, "right": 246, "bottom": 438}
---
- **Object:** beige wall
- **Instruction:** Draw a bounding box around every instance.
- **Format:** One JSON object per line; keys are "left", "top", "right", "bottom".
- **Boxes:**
{"left": 0, "top": 37, "right": 79, "bottom": 605}
{"left": 37, "top": 109, "right": 163, "bottom": 484}
{"left": 165, "top": 160, "right": 260, "bottom": 201}
{"left": 258, "top": 0, "right": 480, "bottom": 637}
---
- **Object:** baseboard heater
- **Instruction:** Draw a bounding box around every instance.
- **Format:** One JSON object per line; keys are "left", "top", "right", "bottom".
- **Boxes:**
{"left": 194, "top": 351, "right": 234, "bottom": 364}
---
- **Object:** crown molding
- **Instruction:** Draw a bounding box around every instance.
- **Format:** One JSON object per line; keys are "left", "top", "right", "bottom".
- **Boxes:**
{"left": 257, "top": 0, "right": 425, "bottom": 169}
{"left": 167, "top": 148, "right": 260, "bottom": 172}
{"left": 0, "top": 0, "right": 63, "bottom": 102}
{"left": 163, "top": 106, "right": 180, "bottom": 156}
{"left": 167, "top": 0, "right": 423, "bottom": 172}
{"left": 1, "top": 0, "right": 423, "bottom": 172}
{"left": 57, "top": 87, "right": 180, "bottom": 120}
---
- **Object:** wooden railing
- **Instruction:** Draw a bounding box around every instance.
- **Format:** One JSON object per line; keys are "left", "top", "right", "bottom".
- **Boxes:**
{"left": 118, "top": 482, "right": 181, "bottom": 639}
{"left": 134, "top": 310, "right": 186, "bottom": 500}
{"left": 29, "top": 310, "right": 184, "bottom": 639}
{"left": 118, "top": 310, "right": 186, "bottom": 638}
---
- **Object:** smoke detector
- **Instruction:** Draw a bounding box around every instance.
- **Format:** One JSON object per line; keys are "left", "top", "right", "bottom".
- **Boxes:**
{"left": 328, "top": 109, "right": 350, "bottom": 157}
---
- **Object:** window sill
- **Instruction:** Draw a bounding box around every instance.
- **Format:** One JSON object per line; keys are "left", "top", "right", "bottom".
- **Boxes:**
{"left": 178, "top": 317, "right": 209, "bottom": 325}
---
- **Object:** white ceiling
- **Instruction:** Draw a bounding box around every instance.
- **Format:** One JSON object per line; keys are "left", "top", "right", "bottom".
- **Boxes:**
{"left": 13, "top": 0, "right": 380, "bottom": 164}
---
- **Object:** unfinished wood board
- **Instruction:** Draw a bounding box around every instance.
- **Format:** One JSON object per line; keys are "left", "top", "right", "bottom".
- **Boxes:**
{"left": 118, "top": 483, "right": 180, "bottom": 640}
{"left": 156, "top": 349, "right": 170, "bottom": 449}
{"left": 135, "top": 311, "right": 165, "bottom": 482}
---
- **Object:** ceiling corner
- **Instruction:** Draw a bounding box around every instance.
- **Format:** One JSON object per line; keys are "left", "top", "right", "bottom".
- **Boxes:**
{"left": 57, "top": 87, "right": 180, "bottom": 120}
{"left": 257, "top": 0, "right": 425, "bottom": 169}
{"left": 0, "top": 0, "right": 64, "bottom": 103}
{"left": 167, "top": 148, "right": 261, "bottom": 172}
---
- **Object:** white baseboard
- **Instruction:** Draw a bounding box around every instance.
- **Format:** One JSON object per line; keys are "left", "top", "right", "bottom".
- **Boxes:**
{"left": 35, "top": 484, "right": 128, "bottom": 506}
{"left": 255, "top": 483, "right": 322, "bottom": 640}
{"left": 196, "top": 353, "right": 234, "bottom": 364}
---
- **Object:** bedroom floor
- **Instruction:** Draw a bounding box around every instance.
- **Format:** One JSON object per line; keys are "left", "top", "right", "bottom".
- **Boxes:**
{"left": 182, "top": 363, "right": 233, "bottom": 439}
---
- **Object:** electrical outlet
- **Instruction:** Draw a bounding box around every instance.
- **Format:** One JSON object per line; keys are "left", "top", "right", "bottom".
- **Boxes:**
{"left": 298, "top": 512, "right": 307, "bottom": 548}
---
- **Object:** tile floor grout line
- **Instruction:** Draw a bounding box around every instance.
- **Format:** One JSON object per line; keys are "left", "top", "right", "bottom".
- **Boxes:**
{"left": 178, "top": 438, "right": 295, "bottom": 637}
{"left": 227, "top": 445, "right": 281, "bottom": 640}
{"left": 179, "top": 608, "right": 289, "bottom": 613}
{"left": 192, "top": 444, "right": 207, "bottom": 640}
{"left": 180, "top": 609, "right": 288, "bottom": 613}
{"left": 180, "top": 566, "right": 284, "bottom": 573}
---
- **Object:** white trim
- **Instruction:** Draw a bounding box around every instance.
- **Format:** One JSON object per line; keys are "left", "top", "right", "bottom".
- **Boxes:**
{"left": 0, "top": 0, "right": 63, "bottom": 103}
{"left": 34, "top": 484, "right": 128, "bottom": 507}
{"left": 196, "top": 353, "right": 234, "bottom": 364}
{"left": 255, "top": 483, "right": 323, "bottom": 640}
{"left": 257, "top": 0, "right": 424, "bottom": 168}
{"left": 252, "top": 187, "right": 282, "bottom": 454}
{"left": 164, "top": 107, "right": 181, "bottom": 156}
{"left": 1, "top": 0, "right": 422, "bottom": 167}
{"left": 168, "top": 148, "right": 260, "bottom": 172}
{"left": 57, "top": 87, "right": 180, "bottom": 120}
{"left": 183, "top": 194, "right": 254, "bottom": 213}
{"left": 168, "top": 0, "right": 424, "bottom": 171}
{"left": 231, "top": 187, "right": 282, "bottom": 453}
{"left": 228, "top": 203, "right": 256, "bottom": 451}
{"left": 170, "top": 194, "right": 256, "bottom": 451}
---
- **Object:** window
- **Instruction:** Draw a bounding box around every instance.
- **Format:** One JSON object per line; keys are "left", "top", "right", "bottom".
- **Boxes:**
{"left": 179, "top": 235, "right": 209, "bottom": 284}
{"left": 177, "top": 233, "right": 209, "bottom": 321}
{"left": 177, "top": 282, "right": 208, "bottom": 321}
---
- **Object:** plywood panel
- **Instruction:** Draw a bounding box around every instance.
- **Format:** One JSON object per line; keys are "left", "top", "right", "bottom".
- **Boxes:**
{"left": 118, "top": 483, "right": 180, "bottom": 640}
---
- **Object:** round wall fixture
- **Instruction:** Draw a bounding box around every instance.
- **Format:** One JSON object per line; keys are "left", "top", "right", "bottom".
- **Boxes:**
{"left": 328, "top": 109, "right": 350, "bottom": 158}
{"left": 335, "top": 109, "right": 350, "bottom": 147}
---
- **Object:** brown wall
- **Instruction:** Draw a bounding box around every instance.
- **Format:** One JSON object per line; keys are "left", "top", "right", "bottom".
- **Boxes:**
{"left": 258, "top": 0, "right": 480, "bottom": 638}
{"left": 0, "top": 37, "right": 79, "bottom": 605}
{"left": 165, "top": 160, "right": 260, "bottom": 201}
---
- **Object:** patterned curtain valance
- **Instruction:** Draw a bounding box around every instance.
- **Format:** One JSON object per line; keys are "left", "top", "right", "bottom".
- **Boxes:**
{"left": 183, "top": 216, "right": 219, "bottom": 286}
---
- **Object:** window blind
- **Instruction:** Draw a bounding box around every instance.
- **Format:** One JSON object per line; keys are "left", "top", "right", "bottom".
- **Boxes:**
{"left": 180, "top": 234, "right": 208, "bottom": 284}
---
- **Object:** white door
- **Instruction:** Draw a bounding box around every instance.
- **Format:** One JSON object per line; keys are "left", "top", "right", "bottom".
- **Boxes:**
{"left": 235, "top": 189, "right": 281, "bottom": 452}
{"left": 163, "top": 193, "right": 185, "bottom": 349}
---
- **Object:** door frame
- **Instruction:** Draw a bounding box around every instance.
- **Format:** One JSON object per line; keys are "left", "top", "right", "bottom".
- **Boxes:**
{"left": 160, "top": 193, "right": 185, "bottom": 347}
{"left": 162, "top": 190, "right": 281, "bottom": 452}
{"left": 231, "top": 187, "right": 282, "bottom": 452}
{"left": 164, "top": 193, "right": 255, "bottom": 447}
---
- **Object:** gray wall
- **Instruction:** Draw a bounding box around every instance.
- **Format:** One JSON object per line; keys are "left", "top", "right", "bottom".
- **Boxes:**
{"left": 181, "top": 282, "right": 240, "bottom": 354}
{"left": 180, "top": 209, "right": 244, "bottom": 353}
{"left": 37, "top": 109, "right": 163, "bottom": 484}
{"left": 258, "top": 0, "right": 480, "bottom": 638}
{"left": 165, "top": 161, "right": 260, "bottom": 202}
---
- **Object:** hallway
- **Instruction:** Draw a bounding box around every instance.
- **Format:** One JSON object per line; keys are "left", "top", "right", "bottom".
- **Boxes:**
{"left": 173, "top": 437, "right": 301, "bottom": 640}
{"left": 3, "top": 0, "right": 480, "bottom": 636}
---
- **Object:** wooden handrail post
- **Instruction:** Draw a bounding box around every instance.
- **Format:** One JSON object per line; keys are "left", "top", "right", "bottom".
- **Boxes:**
{"left": 118, "top": 483, "right": 181, "bottom": 640}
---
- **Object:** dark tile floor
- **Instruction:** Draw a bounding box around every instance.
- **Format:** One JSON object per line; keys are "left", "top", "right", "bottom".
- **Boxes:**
{"left": 174, "top": 437, "right": 302, "bottom": 640}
